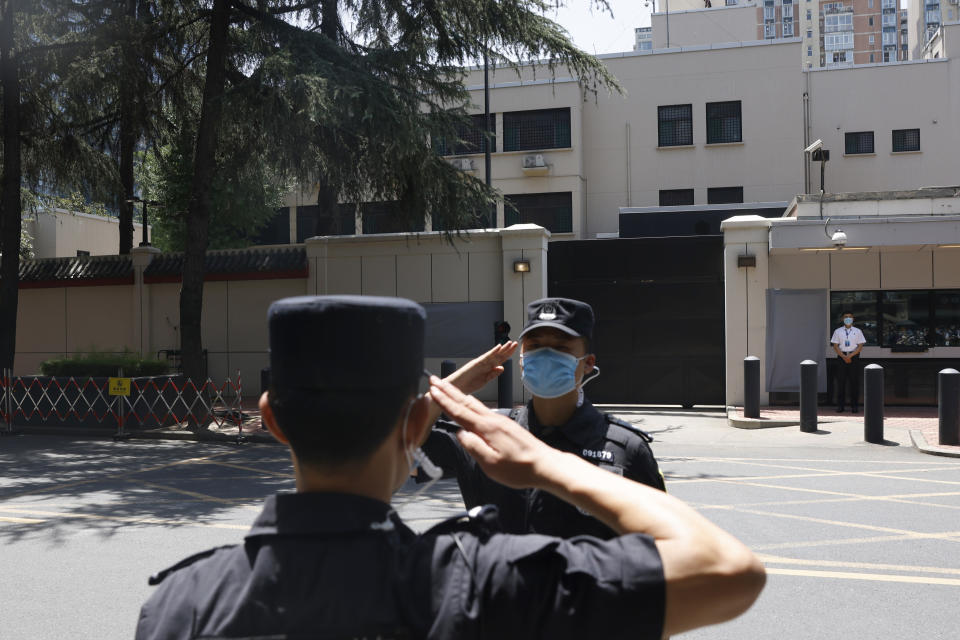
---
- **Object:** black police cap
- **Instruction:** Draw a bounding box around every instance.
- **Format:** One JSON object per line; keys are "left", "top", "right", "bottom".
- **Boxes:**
{"left": 518, "top": 297, "right": 594, "bottom": 341}
{"left": 268, "top": 295, "right": 425, "bottom": 391}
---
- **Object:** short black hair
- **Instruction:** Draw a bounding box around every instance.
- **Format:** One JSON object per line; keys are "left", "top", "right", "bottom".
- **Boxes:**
{"left": 268, "top": 383, "right": 417, "bottom": 468}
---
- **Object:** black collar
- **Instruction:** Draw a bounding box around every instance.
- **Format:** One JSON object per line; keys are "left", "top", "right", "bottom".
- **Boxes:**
{"left": 527, "top": 397, "right": 606, "bottom": 447}
{"left": 246, "top": 492, "right": 411, "bottom": 540}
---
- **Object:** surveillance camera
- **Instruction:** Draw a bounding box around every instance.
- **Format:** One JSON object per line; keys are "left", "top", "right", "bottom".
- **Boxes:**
{"left": 805, "top": 139, "right": 823, "bottom": 154}
{"left": 831, "top": 230, "right": 847, "bottom": 247}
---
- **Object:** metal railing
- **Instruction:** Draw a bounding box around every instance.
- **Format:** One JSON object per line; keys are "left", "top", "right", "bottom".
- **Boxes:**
{"left": 1, "top": 368, "right": 245, "bottom": 442}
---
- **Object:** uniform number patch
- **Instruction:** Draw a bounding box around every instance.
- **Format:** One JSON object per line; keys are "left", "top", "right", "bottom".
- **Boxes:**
{"left": 581, "top": 448, "right": 614, "bottom": 462}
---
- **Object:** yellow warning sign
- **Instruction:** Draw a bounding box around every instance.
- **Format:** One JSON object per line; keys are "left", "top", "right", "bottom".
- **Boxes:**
{"left": 108, "top": 377, "right": 131, "bottom": 396}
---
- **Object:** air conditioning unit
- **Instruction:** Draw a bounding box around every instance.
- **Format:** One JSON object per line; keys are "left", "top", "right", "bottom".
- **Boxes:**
{"left": 450, "top": 158, "right": 475, "bottom": 171}
{"left": 522, "top": 154, "right": 547, "bottom": 168}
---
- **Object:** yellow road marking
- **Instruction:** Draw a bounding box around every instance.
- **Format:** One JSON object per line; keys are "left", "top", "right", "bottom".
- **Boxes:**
{"left": 669, "top": 465, "right": 959, "bottom": 485}
{"left": 0, "top": 506, "right": 247, "bottom": 530}
{"left": 666, "top": 456, "right": 955, "bottom": 465}
{"left": 755, "top": 532, "right": 960, "bottom": 551}
{"left": 0, "top": 516, "right": 46, "bottom": 524}
{"left": 132, "top": 481, "right": 238, "bottom": 505}
{"left": 0, "top": 449, "right": 240, "bottom": 500}
{"left": 758, "top": 554, "right": 960, "bottom": 576}
{"left": 198, "top": 460, "right": 292, "bottom": 478}
{"left": 766, "top": 567, "right": 960, "bottom": 586}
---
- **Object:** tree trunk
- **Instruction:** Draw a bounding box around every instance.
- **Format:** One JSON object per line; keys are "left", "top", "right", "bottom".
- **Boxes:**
{"left": 118, "top": 96, "right": 135, "bottom": 254}
{"left": 0, "top": 0, "right": 22, "bottom": 372}
{"left": 117, "top": 0, "right": 136, "bottom": 255}
{"left": 179, "top": 0, "right": 230, "bottom": 389}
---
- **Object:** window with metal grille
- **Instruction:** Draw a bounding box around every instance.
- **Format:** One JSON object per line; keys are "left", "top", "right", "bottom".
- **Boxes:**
{"left": 659, "top": 189, "right": 695, "bottom": 206}
{"left": 359, "top": 201, "right": 425, "bottom": 235}
{"left": 892, "top": 128, "right": 920, "bottom": 152}
{"left": 502, "top": 108, "right": 570, "bottom": 152}
{"left": 504, "top": 192, "right": 572, "bottom": 233}
{"left": 436, "top": 114, "right": 495, "bottom": 156}
{"left": 658, "top": 104, "right": 693, "bottom": 147}
{"left": 707, "top": 186, "right": 744, "bottom": 204}
{"left": 295, "top": 205, "right": 355, "bottom": 241}
{"left": 845, "top": 131, "right": 874, "bottom": 154}
{"left": 783, "top": 17, "right": 794, "bottom": 36}
{"left": 706, "top": 101, "right": 742, "bottom": 144}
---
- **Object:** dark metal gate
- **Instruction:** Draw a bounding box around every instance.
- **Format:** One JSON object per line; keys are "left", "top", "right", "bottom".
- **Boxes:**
{"left": 548, "top": 236, "right": 725, "bottom": 406}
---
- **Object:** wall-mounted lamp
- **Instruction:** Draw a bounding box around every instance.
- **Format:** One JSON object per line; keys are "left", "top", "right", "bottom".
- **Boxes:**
{"left": 513, "top": 259, "right": 531, "bottom": 273}
{"left": 737, "top": 255, "right": 756, "bottom": 268}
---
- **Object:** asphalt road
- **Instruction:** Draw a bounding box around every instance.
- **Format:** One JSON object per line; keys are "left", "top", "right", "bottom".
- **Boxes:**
{"left": 1, "top": 411, "right": 958, "bottom": 639}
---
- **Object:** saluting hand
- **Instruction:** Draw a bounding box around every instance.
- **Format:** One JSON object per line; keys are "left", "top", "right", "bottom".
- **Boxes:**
{"left": 428, "top": 375, "right": 557, "bottom": 490}
{"left": 445, "top": 341, "right": 518, "bottom": 395}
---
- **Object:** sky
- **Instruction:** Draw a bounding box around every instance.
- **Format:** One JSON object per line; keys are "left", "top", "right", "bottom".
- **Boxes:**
{"left": 547, "top": 0, "right": 655, "bottom": 56}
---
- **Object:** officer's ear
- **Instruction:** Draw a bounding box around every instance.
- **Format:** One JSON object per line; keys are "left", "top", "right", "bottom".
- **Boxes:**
{"left": 404, "top": 393, "right": 433, "bottom": 448}
{"left": 583, "top": 353, "right": 597, "bottom": 374}
{"left": 259, "top": 391, "right": 288, "bottom": 445}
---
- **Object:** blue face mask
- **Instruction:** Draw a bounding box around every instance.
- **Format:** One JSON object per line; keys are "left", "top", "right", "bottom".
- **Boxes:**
{"left": 521, "top": 347, "right": 585, "bottom": 399}
{"left": 843, "top": 317, "right": 853, "bottom": 326}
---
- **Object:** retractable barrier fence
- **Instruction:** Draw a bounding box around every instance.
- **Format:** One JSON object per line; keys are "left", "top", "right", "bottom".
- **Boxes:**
{"left": 0, "top": 368, "right": 244, "bottom": 442}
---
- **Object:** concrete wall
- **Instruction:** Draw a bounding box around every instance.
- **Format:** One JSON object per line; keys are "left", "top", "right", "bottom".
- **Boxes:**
{"left": 651, "top": 5, "right": 759, "bottom": 49}
{"left": 13, "top": 227, "right": 549, "bottom": 401}
{"left": 805, "top": 40, "right": 960, "bottom": 194}
{"left": 583, "top": 41, "right": 805, "bottom": 237}
{"left": 24, "top": 209, "right": 149, "bottom": 258}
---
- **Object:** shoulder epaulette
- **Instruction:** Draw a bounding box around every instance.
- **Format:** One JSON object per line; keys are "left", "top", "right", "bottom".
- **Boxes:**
{"left": 604, "top": 414, "right": 654, "bottom": 443}
{"left": 424, "top": 504, "right": 502, "bottom": 539}
{"left": 148, "top": 544, "right": 237, "bottom": 586}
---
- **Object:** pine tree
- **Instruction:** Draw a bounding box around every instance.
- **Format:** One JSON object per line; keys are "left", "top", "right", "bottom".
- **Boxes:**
{"left": 172, "top": 0, "right": 617, "bottom": 384}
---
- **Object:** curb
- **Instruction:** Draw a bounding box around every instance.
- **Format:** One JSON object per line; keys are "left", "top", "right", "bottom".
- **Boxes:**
{"left": 2, "top": 425, "right": 275, "bottom": 444}
{"left": 909, "top": 429, "right": 960, "bottom": 458}
{"left": 726, "top": 406, "right": 799, "bottom": 429}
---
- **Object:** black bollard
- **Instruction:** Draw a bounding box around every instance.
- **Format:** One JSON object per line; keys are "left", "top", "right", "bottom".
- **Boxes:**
{"left": 440, "top": 360, "right": 457, "bottom": 379}
{"left": 744, "top": 356, "right": 760, "bottom": 419}
{"left": 800, "top": 360, "right": 818, "bottom": 433}
{"left": 863, "top": 364, "right": 884, "bottom": 444}
{"left": 498, "top": 358, "right": 514, "bottom": 409}
{"left": 939, "top": 368, "right": 960, "bottom": 446}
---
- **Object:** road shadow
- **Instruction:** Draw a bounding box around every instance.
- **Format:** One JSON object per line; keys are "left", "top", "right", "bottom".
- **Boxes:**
{"left": 0, "top": 434, "right": 291, "bottom": 545}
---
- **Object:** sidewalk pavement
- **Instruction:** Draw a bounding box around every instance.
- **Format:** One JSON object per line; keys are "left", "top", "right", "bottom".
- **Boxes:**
{"left": 727, "top": 405, "right": 960, "bottom": 458}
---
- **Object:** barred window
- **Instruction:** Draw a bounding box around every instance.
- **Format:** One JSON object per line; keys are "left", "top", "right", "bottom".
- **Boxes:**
{"left": 436, "top": 114, "right": 495, "bottom": 156}
{"left": 502, "top": 109, "right": 570, "bottom": 152}
{"left": 659, "top": 189, "right": 695, "bottom": 206}
{"left": 892, "top": 128, "right": 920, "bottom": 152}
{"left": 658, "top": 104, "right": 693, "bottom": 147}
{"left": 706, "top": 101, "right": 742, "bottom": 144}
{"left": 707, "top": 186, "right": 744, "bottom": 204}
{"left": 504, "top": 192, "right": 572, "bottom": 233}
{"left": 845, "top": 131, "right": 874, "bottom": 154}
{"left": 359, "top": 201, "right": 425, "bottom": 234}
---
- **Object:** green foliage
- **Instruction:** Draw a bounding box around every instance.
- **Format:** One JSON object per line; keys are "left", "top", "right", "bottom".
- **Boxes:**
{"left": 144, "top": 133, "right": 287, "bottom": 252}
{"left": 40, "top": 348, "right": 170, "bottom": 377}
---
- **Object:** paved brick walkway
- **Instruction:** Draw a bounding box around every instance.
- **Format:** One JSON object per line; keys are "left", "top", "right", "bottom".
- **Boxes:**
{"left": 731, "top": 406, "right": 960, "bottom": 453}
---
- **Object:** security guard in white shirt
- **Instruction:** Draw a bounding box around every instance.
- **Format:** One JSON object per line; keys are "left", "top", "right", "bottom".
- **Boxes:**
{"left": 830, "top": 312, "right": 867, "bottom": 413}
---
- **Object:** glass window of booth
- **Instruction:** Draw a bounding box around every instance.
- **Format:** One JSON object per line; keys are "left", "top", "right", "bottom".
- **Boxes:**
{"left": 881, "top": 290, "right": 930, "bottom": 350}
{"left": 830, "top": 291, "right": 879, "bottom": 345}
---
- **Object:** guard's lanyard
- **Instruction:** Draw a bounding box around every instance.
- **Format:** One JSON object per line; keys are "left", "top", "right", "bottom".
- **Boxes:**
{"left": 845, "top": 328, "right": 852, "bottom": 338}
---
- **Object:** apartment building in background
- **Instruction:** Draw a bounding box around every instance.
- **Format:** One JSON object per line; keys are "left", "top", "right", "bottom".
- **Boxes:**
{"left": 907, "top": 0, "right": 958, "bottom": 59}
{"left": 634, "top": 26, "right": 653, "bottom": 50}
{"left": 648, "top": 0, "right": 909, "bottom": 66}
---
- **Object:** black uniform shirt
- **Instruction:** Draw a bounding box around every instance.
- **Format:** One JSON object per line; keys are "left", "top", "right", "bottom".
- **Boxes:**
{"left": 424, "top": 398, "right": 665, "bottom": 539}
{"left": 136, "top": 492, "right": 665, "bottom": 640}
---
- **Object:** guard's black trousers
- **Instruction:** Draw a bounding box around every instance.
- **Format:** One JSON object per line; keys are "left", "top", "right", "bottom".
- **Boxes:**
{"left": 836, "top": 354, "right": 860, "bottom": 410}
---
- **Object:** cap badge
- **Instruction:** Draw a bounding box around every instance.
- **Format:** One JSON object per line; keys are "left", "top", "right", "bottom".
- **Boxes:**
{"left": 539, "top": 305, "right": 557, "bottom": 321}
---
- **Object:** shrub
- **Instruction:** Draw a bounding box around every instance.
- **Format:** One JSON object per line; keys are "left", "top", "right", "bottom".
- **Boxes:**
{"left": 39, "top": 349, "right": 170, "bottom": 377}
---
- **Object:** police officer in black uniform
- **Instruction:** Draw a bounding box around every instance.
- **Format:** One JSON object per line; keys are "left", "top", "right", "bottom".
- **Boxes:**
{"left": 137, "top": 295, "right": 765, "bottom": 640}
{"left": 423, "top": 297, "right": 665, "bottom": 539}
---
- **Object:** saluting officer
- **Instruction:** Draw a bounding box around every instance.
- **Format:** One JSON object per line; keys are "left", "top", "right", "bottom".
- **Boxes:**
{"left": 422, "top": 297, "right": 665, "bottom": 540}
{"left": 136, "top": 295, "right": 764, "bottom": 640}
